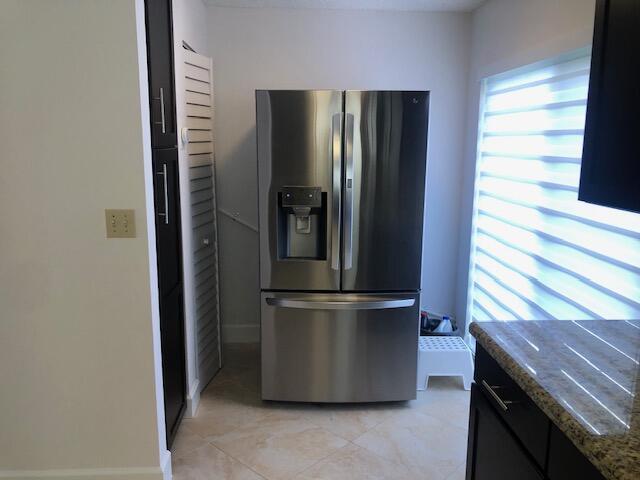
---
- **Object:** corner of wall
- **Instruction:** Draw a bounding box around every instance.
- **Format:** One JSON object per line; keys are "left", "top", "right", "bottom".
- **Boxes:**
{"left": 134, "top": 0, "right": 168, "bottom": 462}
{"left": 160, "top": 449, "right": 173, "bottom": 480}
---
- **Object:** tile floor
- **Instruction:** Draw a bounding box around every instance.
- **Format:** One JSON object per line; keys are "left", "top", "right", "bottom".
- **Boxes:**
{"left": 172, "top": 344, "right": 470, "bottom": 480}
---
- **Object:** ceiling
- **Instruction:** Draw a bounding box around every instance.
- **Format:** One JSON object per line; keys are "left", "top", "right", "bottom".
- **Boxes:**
{"left": 204, "top": 0, "right": 487, "bottom": 12}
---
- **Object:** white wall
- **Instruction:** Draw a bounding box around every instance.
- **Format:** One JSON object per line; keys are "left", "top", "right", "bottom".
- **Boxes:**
{"left": 207, "top": 6, "right": 472, "bottom": 341}
{"left": 174, "top": 0, "right": 210, "bottom": 55}
{"left": 172, "top": 0, "right": 210, "bottom": 417}
{"left": 0, "top": 1, "right": 168, "bottom": 479}
{"left": 455, "top": 0, "right": 597, "bottom": 330}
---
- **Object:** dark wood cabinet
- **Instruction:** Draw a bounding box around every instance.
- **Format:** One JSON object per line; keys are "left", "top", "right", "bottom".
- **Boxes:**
{"left": 152, "top": 148, "right": 186, "bottom": 448}
{"left": 153, "top": 149, "right": 182, "bottom": 298}
{"left": 145, "top": 0, "right": 178, "bottom": 148}
{"left": 466, "top": 346, "right": 606, "bottom": 480}
{"left": 158, "top": 282, "right": 185, "bottom": 444}
{"left": 547, "top": 426, "right": 606, "bottom": 480}
{"left": 474, "top": 346, "right": 549, "bottom": 468}
{"left": 145, "top": 0, "right": 185, "bottom": 449}
{"left": 579, "top": 0, "right": 640, "bottom": 213}
{"left": 466, "top": 384, "right": 543, "bottom": 480}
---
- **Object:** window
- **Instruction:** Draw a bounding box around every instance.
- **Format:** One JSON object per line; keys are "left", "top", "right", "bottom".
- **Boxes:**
{"left": 467, "top": 50, "right": 640, "bottom": 324}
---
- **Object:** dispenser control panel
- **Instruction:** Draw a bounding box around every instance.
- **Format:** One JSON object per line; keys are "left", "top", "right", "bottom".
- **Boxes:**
{"left": 277, "top": 186, "right": 326, "bottom": 258}
{"left": 281, "top": 186, "right": 322, "bottom": 208}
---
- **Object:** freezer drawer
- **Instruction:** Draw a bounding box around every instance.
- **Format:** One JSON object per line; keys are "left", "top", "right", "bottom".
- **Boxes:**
{"left": 261, "top": 292, "right": 419, "bottom": 402}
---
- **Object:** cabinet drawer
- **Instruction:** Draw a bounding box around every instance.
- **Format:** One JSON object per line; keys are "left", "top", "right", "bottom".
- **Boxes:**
{"left": 474, "top": 345, "right": 550, "bottom": 468}
{"left": 468, "top": 384, "right": 544, "bottom": 480}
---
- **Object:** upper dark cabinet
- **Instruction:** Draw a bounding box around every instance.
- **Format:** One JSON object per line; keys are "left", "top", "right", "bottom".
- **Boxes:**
{"left": 145, "top": 0, "right": 178, "bottom": 148}
{"left": 579, "top": 0, "right": 640, "bottom": 213}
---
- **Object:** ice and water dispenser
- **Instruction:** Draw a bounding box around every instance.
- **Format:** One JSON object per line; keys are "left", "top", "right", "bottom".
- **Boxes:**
{"left": 277, "top": 186, "right": 326, "bottom": 260}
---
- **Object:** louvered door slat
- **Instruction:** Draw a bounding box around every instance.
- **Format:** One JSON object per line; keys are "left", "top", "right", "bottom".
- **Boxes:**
{"left": 180, "top": 48, "right": 221, "bottom": 390}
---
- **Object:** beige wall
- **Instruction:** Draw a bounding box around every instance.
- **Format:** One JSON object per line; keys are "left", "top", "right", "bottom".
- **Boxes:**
{"left": 207, "top": 6, "right": 472, "bottom": 340}
{"left": 0, "top": 1, "right": 168, "bottom": 478}
{"left": 456, "top": 0, "right": 597, "bottom": 331}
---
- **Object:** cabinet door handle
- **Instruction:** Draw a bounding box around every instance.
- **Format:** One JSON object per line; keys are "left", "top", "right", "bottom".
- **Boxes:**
{"left": 481, "top": 380, "right": 516, "bottom": 412}
{"left": 156, "top": 164, "right": 169, "bottom": 225}
{"left": 153, "top": 87, "right": 166, "bottom": 134}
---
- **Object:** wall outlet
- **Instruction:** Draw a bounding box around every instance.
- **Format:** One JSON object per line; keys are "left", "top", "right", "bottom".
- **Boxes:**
{"left": 105, "top": 209, "right": 136, "bottom": 238}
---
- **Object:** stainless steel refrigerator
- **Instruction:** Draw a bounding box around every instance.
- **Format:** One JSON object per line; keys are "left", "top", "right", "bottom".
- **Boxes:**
{"left": 257, "top": 90, "right": 429, "bottom": 402}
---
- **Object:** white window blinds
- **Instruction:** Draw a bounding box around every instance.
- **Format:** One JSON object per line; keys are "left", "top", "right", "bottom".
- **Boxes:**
{"left": 467, "top": 51, "right": 640, "bottom": 323}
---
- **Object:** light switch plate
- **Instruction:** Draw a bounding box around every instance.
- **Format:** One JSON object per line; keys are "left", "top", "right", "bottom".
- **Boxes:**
{"left": 105, "top": 209, "right": 136, "bottom": 238}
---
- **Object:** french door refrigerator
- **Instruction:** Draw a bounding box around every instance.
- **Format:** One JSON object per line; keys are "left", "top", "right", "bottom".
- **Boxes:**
{"left": 257, "top": 90, "right": 429, "bottom": 402}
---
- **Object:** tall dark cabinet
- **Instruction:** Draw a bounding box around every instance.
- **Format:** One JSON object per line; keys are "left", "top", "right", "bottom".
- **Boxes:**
{"left": 144, "top": 0, "right": 186, "bottom": 448}
{"left": 579, "top": 0, "right": 640, "bottom": 213}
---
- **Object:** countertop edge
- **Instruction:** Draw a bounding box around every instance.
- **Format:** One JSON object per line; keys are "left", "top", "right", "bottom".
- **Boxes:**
{"left": 470, "top": 322, "right": 624, "bottom": 480}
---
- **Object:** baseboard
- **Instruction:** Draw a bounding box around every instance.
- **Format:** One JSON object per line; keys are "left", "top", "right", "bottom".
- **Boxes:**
{"left": 0, "top": 462, "right": 171, "bottom": 480}
{"left": 184, "top": 378, "right": 201, "bottom": 418}
{"left": 160, "top": 450, "right": 171, "bottom": 480}
{"left": 222, "top": 324, "right": 259, "bottom": 343}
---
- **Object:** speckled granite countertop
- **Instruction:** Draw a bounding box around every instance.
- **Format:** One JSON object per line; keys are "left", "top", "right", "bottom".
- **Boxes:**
{"left": 470, "top": 320, "right": 640, "bottom": 480}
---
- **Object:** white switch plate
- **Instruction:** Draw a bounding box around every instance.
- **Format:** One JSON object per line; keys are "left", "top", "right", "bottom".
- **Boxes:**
{"left": 105, "top": 209, "right": 136, "bottom": 238}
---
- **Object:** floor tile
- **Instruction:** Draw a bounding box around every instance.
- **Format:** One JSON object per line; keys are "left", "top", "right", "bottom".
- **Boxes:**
{"left": 353, "top": 409, "right": 468, "bottom": 480}
{"left": 294, "top": 443, "right": 415, "bottom": 480}
{"left": 409, "top": 385, "right": 471, "bottom": 430}
{"left": 302, "top": 404, "right": 399, "bottom": 441}
{"left": 172, "top": 443, "right": 265, "bottom": 480}
{"left": 209, "top": 414, "right": 349, "bottom": 479}
{"left": 174, "top": 345, "right": 471, "bottom": 480}
{"left": 172, "top": 424, "right": 209, "bottom": 460}
{"left": 183, "top": 393, "right": 272, "bottom": 439}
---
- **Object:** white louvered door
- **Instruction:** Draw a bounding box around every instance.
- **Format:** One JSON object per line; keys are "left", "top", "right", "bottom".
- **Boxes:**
{"left": 467, "top": 50, "right": 640, "bottom": 326}
{"left": 181, "top": 49, "right": 221, "bottom": 388}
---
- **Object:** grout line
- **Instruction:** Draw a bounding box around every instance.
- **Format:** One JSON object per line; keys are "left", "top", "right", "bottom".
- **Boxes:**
{"left": 345, "top": 439, "right": 424, "bottom": 476}
{"left": 349, "top": 410, "right": 470, "bottom": 478}
{"left": 191, "top": 354, "right": 470, "bottom": 479}
{"left": 287, "top": 441, "right": 352, "bottom": 479}
{"left": 208, "top": 442, "right": 269, "bottom": 479}
{"left": 170, "top": 424, "right": 208, "bottom": 461}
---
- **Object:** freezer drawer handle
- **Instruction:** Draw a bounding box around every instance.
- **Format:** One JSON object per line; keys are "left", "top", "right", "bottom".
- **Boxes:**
{"left": 265, "top": 297, "right": 415, "bottom": 310}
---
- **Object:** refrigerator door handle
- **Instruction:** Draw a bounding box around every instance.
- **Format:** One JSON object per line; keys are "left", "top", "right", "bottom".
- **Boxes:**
{"left": 265, "top": 297, "right": 415, "bottom": 310}
{"left": 331, "top": 112, "right": 343, "bottom": 271}
{"left": 344, "top": 113, "right": 355, "bottom": 270}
